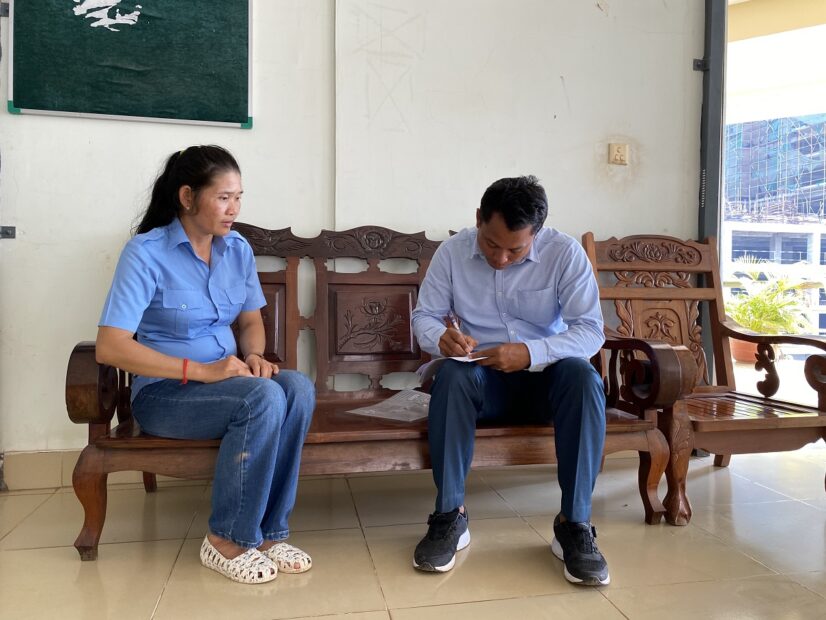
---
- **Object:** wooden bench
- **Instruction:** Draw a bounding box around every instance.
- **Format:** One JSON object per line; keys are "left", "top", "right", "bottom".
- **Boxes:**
{"left": 65, "top": 224, "right": 693, "bottom": 560}
{"left": 583, "top": 232, "right": 826, "bottom": 526}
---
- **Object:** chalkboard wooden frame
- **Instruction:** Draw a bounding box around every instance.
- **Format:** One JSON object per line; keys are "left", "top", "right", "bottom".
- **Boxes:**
{"left": 8, "top": 0, "right": 252, "bottom": 128}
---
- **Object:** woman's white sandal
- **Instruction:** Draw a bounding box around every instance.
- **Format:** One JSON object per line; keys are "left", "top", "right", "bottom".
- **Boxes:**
{"left": 262, "top": 542, "right": 312, "bottom": 573}
{"left": 200, "top": 536, "right": 278, "bottom": 584}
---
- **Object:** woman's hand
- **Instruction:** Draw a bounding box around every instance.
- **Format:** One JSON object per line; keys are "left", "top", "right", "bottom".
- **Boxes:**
{"left": 244, "top": 353, "right": 280, "bottom": 379}
{"left": 194, "top": 355, "right": 254, "bottom": 383}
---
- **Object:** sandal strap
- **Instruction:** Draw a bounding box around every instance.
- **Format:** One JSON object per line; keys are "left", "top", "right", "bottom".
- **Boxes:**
{"left": 200, "top": 537, "right": 277, "bottom": 584}
{"left": 264, "top": 541, "right": 313, "bottom": 574}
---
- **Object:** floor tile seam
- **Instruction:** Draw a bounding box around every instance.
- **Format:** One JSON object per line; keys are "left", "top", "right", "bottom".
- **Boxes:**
{"left": 601, "top": 572, "right": 791, "bottom": 595}
{"left": 149, "top": 537, "right": 189, "bottom": 620}
{"left": 383, "top": 589, "right": 604, "bottom": 612}
{"left": 0, "top": 488, "right": 59, "bottom": 496}
{"left": 345, "top": 476, "right": 393, "bottom": 616}
{"left": 0, "top": 534, "right": 191, "bottom": 552}
{"left": 785, "top": 575, "right": 826, "bottom": 601}
{"left": 662, "top": 519, "right": 783, "bottom": 576}
{"left": 749, "top": 480, "right": 817, "bottom": 501}
{"left": 597, "top": 588, "right": 631, "bottom": 619}
{"left": 361, "top": 513, "right": 542, "bottom": 532}
{"left": 0, "top": 491, "right": 58, "bottom": 544}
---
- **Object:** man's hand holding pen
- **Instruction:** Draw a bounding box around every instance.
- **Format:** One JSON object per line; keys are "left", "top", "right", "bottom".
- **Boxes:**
{"left": 439, "top": 310, "right": 478, "bottom": 357}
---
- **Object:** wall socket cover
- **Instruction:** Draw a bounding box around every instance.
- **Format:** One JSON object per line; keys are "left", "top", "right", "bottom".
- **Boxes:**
{"left": 608, "top": 143, "right": 629, "bottom": 165}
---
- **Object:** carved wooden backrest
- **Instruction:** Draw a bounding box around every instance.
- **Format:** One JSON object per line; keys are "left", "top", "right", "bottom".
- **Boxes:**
{"left": 583, "top": 233, "right": 734, "bottom": 389}
{"left": 235, "top": 223, "right": 439, "bottom": 401}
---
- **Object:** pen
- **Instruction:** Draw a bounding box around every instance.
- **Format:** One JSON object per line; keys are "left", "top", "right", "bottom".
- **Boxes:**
{"left": 447, "top": 309, "right": 462, "bottom": 332}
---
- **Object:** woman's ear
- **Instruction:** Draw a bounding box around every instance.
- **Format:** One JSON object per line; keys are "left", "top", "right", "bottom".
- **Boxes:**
{"left": 178, "top": 185, "right": 193, "bottom": 211}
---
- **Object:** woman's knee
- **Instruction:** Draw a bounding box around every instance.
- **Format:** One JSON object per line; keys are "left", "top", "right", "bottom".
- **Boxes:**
{"left": 271, "top": 370, "right": 315, "bottom": 417}
{"left": 243, "top": 378, "right": 287, "bottom": 425}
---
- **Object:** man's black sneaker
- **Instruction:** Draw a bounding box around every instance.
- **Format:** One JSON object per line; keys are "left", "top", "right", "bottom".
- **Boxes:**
{"left": 551, "top": 514, "right": 610, "bottom": 586}
{"left": 413, "top": 509, "right": 470, "bottom": 572}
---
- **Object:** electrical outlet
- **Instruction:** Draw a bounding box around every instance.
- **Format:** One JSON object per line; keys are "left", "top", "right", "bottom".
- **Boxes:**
{"left": 608, "top": 143, "right": 629, "bottom": 166}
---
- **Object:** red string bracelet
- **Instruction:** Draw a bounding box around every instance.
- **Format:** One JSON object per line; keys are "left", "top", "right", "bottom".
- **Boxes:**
{"left": 181, "top": 358, "right": 189, "bottom": 385}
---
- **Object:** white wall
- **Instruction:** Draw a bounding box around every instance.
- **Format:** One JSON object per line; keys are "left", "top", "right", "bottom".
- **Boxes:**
{"left": 0, "top": 0, "right": 703, "bottom": 453}
{"left": 336, "top": 0, "right": 703, "bottom": 238}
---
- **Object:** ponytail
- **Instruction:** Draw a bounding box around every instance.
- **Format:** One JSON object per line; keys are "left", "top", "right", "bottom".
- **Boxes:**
{"left": 133, "top": 145, "right": 241, "bottom": 235}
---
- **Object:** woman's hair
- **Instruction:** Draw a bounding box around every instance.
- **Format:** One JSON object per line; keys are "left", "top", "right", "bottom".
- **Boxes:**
{"left": 133, "top": 145, "right": 241, "bottom": 235}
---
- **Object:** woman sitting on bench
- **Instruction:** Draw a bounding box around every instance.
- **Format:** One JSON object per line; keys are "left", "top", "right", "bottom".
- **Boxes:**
{"left": 96, "top": 145, "right": 315, "bottom": 584}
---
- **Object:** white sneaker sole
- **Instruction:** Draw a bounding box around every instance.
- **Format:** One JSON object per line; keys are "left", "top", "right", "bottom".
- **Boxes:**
{"left": 551, "top": 537, "right": 610, "bottom": 586}
{"left": 413, "top": 528, "right": 471, "bottom": 573}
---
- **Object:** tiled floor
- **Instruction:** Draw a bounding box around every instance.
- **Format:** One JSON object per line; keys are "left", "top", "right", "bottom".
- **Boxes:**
{"left": 1, "top": 444, "right": 825, "bottom": 619}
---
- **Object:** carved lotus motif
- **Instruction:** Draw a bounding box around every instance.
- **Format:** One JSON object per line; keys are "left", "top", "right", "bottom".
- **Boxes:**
{"left": 609, "top": 241, "right": 701, "bottom": 265}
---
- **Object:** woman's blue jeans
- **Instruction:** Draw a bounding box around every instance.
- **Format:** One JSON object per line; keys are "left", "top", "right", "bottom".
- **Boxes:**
{"left": 429, "top": 357, "right": 606, "bottom": 523}
{"left": 132, "top": 370, "right": 315, "bottom": 548}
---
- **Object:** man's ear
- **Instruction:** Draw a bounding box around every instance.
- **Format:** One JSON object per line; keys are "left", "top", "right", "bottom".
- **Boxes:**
{"left": 178, "top": 185, "right": 193, "bottom": 211}
{"left": 475, "top": 208, "right": 482, "bottom": 228}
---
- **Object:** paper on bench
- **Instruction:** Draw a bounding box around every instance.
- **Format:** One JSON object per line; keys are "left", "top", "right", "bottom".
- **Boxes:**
{"left": 347, "top": 389, "right": 431, "bottom": 422}
{"left": 415, "top": 355, "right": 487, "bottom": 385}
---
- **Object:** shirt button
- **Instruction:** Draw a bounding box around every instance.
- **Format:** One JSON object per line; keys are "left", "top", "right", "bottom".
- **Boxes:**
{"left": 181, "top": 304, "right": 187, "bottom": 309}
{"left": 510, "top": 330, "right": 515, "bottom": 335}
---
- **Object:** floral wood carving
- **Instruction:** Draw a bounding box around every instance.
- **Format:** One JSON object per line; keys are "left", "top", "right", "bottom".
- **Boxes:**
{"left": 614, "top": 300, "right": 709, "bottom": 386}
{"left": 614, "top": 270, "right": 692, "bottom": 288}
{"left": 337, "top": 298, "right": 405, "bottom": 351}
{"left": 232, "top": 223, "right": 312, "bottom": 255}
{"left": 324, "top": 227, "right": 439, "bottom": 259}
{"left": 608, "top": 241, "right": 702, "bottom": 265}
{"left": 686, "top": 301, "right": 709, "bottom": 385}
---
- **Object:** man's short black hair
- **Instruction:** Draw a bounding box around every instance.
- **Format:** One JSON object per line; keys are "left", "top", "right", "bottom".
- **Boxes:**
{"left": 479, "top": 175, "right": 548, "bottom": 234}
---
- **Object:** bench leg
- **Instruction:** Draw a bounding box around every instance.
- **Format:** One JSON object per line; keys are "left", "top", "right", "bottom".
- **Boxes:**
{"left": 142, "top": 472, "right": 158, "bottom": 493}
{"left": 659, "top": 406, "right": 693, "bottom": 526}
{"left": 72, "top": 446, "right": 108, "bottom": 561}
{"left": 638, "top": 429, "right": 668, "bottom": 524}
{"left": 713, "top": 454, "right": 731, "bottom": 467}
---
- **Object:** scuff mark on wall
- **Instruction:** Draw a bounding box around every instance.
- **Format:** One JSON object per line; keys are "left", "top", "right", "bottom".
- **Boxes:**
{"left": 559, "top": 75, "right": 572, "bottom": 116}
{"left": 596, "top": 1, "right": 610, "bottom": 17}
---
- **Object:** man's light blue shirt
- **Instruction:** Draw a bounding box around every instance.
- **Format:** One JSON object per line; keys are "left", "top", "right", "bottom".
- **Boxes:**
{"left": 99, "top": 217, "right": 266, "bottom": 398}
{"left": 411, "top": 226, "right": 604, "bottom": 370}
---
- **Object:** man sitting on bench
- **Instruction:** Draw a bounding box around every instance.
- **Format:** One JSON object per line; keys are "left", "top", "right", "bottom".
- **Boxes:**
{"left": 410, "top": 175, "right": 610, "bottom": 586}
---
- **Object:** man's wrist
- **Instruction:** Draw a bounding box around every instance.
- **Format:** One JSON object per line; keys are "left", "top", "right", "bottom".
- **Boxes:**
{"left": 244, "top": 352, "right": 264, "bottom": 363}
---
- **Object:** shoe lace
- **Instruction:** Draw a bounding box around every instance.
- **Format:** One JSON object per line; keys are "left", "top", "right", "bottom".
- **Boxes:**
{"left": 569, "top": 523, "right": 600, "bottom": 555}
{"left": 425, "top": 510, "right": 460, "bottom": 540}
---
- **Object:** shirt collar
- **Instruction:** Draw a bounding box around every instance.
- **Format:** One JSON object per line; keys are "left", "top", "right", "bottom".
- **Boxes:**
{"left": 166, "top": 217, "right": 228, "bottom": 255}
{"left": 166, "top": 217, "right": 190, "bottom": 250}
{"left": 469, "top": 226, "right": 542, "bottom": 265}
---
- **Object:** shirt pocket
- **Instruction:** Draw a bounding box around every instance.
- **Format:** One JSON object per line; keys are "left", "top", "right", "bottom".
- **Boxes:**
{"left": 162, "top": 289, "right": 205, "bottom": 336}
{"left": 515, "top": 287, "right": 558, "bottom": 326}
{"left": 219, "top": 284, "right": 247, "bottom": 322}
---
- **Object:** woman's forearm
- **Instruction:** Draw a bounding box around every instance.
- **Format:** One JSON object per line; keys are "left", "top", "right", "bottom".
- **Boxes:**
{"left": 96, "top": 326, "right": 192, "bottom": 381}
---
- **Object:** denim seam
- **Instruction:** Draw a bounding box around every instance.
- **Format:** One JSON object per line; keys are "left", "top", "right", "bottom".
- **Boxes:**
{"left": 226, "top": 394, "right": 254, "bottom": 543}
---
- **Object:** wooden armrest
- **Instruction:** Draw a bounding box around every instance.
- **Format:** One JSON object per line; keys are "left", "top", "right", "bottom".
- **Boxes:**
{"left": 601, "top": 333, "right": 697, "bottom": 409}
{"left": 66, "top": 342, "right": 119, "bottom": 425}
{"left": 721, "top": 319, "right": 826, "bottom": 353}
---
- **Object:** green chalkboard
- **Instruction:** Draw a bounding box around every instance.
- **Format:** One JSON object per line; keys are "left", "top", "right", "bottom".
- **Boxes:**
{"left": 10, "top": 0, "right": 251, "bottom": 127}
